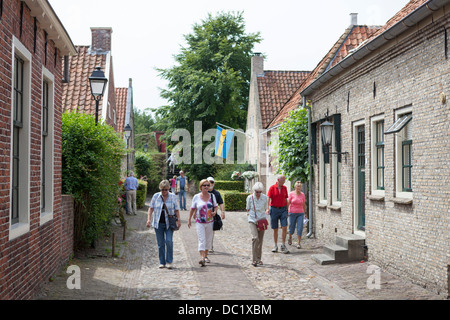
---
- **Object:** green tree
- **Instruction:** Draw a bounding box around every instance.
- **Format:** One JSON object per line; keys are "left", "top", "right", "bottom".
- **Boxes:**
{"left": 62, "top": 112, "right": 125, "bottom": 249}
{"left": 276, "top": 108, "right": 310, "bottom": 183}
{"left": 156, "top": 11, "right": 262, "bottom": 180}
{"left": 133, "top": 108, "right": 157, "bottom": 152}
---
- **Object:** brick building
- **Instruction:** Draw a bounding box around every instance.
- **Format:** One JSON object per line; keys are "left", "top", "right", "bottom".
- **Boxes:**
{"left": 0, "top": 0, "right": 77, "bottom": 299}
{"left": 301, "top": 0, "right": 449, "bottom": 298}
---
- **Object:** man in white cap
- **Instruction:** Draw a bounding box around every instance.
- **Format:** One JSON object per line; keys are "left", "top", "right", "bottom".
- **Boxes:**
{"left": 207, "top": 177, "right": 225, "bottom": 253}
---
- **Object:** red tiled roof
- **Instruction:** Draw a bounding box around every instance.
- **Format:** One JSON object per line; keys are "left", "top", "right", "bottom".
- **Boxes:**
{"left": 258, "top": 71, "right": 310, "bottom": 129}
{"left": 115, "top": 87, "right": 128, "bottom": 133}
{"left": 61, "top": 45, "right": 108, "bottom": 116}
{"left": 268, "top": 25, "right": 380, "bottom": 128}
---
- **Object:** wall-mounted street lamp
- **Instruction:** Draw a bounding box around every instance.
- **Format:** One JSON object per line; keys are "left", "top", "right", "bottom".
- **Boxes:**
{"left": 320, "top": 111, "right": 349, "bottom": 160}
{"left": 89, "top": 66, "right": 108, "bottom": 125}
{"left": 124, "top": 124, "right": 133, "bottom": 173}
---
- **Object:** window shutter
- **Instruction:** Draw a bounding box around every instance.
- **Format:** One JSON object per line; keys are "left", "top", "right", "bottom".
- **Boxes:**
{"left": 311, "top": 123, "right": 317, "bottom": 164}
{"left": 334, "top": 114, "right": 342, "bottom": 162}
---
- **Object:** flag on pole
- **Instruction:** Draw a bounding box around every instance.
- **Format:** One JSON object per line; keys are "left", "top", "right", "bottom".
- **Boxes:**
{"left": 215, "top": 126, "right": 234, "bottom": 159}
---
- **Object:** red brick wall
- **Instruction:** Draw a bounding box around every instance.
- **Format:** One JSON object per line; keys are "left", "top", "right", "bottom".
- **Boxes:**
{"left": 0, "top": 0, "right": 74, "bottom": 300}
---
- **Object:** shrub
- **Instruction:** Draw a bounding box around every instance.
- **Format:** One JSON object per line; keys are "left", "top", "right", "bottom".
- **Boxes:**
{"left": 135, "top": 151, "right": 166, "bottom": 194}
{"left": 219, "top": 190, "right": 251, "bottom": 211}
{"left": 62, "top": 112, "right": 125, "bottom": 250}
{"left": 136, "top": 180, "right": 148, "bottom": 208}
{"left": 214, "top": 180, "right": 244, "bottom": 192}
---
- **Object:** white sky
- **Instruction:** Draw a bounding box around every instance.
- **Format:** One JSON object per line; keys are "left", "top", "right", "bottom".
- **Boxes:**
{"left": 50, "top": 0, "right": 409, "bottom": 114}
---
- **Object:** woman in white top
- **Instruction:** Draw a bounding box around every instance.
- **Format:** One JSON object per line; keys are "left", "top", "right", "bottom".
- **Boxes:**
{"left": 188, "top": 179, "right": 218, "bottom": 267}
{"left": 246, "top": 182, "right": 269, "bottom": 267}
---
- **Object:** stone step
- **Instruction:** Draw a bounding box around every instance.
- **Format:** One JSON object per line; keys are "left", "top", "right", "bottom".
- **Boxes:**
{"left": 324, "top": 244, "right": 348, "bottom": 261}
{"left": 311, "top": 254, "right": 336, "bottom": 265}
{"left": 336, "top": 235, "right": 365, "bottom": 261}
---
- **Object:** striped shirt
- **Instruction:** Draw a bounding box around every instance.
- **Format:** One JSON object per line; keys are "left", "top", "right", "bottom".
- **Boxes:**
{"left": 150, "top": 192, "right": 180, "bottom": 230}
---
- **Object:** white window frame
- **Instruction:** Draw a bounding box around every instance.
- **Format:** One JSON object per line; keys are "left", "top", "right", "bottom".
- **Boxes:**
{"left": 394, "top": 106, "right": 413, "bottom": 199}
{"left": 40, "top": 68, "right": 55, "bottom": 226}
{"left": 10, "top": 37, "right": 32, "bottom": 241}
{"left": 319, "top": 127, "right": 329, "bottom": 205}
{"left": 371, "top": 114, "right": 385, "bottom": 197}
{"left": 331, "top": 125, "right": 342, "bottom": 206}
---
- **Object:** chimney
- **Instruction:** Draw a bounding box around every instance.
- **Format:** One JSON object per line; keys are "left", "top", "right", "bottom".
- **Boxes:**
{"left": 91, "top": 27, "right": 113, "bottom": 53}
{"left": 350, "top": 13, "right": 358, "bottom": 26}
{"left": 252, "top": 53, "right": 264, "bottom": 76}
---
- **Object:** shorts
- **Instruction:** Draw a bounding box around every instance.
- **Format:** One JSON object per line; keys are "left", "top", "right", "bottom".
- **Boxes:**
{"left": 270, "top": 206, "right": 288, "bottom": 229}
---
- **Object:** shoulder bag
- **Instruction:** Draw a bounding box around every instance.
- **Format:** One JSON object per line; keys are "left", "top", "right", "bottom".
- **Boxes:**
{"left": 252, "top": 196, "right": 268, "bottom": 231}
{"left": 212, "top": 194, "right": 223, "bottom": 231}
{"left": 161, "top": 194, "right": 179, "bottom": 231}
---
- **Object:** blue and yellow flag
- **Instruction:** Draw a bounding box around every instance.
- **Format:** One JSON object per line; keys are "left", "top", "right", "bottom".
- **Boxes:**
{"left": 215, "top": 126, "right": 234, "bottom": 159}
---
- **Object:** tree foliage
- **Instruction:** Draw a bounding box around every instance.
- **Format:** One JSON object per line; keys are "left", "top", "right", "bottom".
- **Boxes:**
{"left": 62, "top": 112, "right": 125, "bottom": 249}
{"left": 276, "top": 108, "right": 310, "bottom": 183}
{"left": 155, "top": 11, "right": 262, "bottom": 180}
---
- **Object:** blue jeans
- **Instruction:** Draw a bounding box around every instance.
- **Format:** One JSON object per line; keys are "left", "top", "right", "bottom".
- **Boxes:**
{"left": 178, "top": 190, "right": 187, "bottom": 210}
{"left": 289, "top": 213, "right": 305, "bottom": 237}
{"left": 155, "top": 223, "right": 174, "bottom": 265}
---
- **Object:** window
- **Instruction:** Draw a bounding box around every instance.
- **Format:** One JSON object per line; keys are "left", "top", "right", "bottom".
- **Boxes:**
{"left": 376, "top": 121, "right": 385, "bottom": 190}
{"left": 319, "top": 125, "right": 329, "bottom": 204}
{"left": 41, "top": 68, "right": 54, "bottom": 225}
{"left": 387, "top": 108, "right": 413, "bottom": 198}
{"left": 10, "top": 37, "right": 31, "bottom": 239}
{"left": 332, "top": 116, "right": 342, "bottom": 204}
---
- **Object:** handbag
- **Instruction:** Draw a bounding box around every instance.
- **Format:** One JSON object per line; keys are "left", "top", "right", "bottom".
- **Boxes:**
{"left": 211, "top": 194, "right": 223, "bottom": 231}
{"left": 252, "top": 196, "right": 268, "bottom": 231}
{"left": 162, "top": 195, "right": 179, "bottom": 231}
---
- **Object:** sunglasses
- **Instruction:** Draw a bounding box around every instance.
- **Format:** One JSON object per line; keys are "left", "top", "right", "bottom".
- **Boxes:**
{"left": 255, "top": 191, "right": 262, "bottom": 194}
{"left": 161, "top": 189, "right": 169, "bottom": 191}
{"left": 202, "top": 185, "right": 210, "bottom": 188}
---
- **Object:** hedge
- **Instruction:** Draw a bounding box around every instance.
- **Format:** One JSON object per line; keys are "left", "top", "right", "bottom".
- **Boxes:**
{"left": 218, "top": 190, "right": 250, "bottom": 212}
{"left": 214, "top": 180, "right": 244, "bottom": 192}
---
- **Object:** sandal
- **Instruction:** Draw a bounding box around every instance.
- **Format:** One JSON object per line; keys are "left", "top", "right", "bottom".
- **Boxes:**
{"left": 204, "top": 257, "right": 211, "bottom": 263}
{"left": 257, "top": 261, "right": 263, "bottom": 266}
{"left": 288, "top": 237, "right": 292, "bottom": 246}
{"left": 199, "top": 259, "right": 206, "bottom": 267}
{"left": 252, "top": 261, "right": 258, "bottom": 267}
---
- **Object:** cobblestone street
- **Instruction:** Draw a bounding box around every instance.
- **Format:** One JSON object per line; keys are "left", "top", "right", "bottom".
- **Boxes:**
{"left": 38, "top": 196, "right": 444, "bottom": 301}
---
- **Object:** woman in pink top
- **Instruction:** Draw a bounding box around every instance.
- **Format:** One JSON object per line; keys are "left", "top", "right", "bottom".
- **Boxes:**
{"left": 287, "top": 181, "right": 308, "bottom": 249}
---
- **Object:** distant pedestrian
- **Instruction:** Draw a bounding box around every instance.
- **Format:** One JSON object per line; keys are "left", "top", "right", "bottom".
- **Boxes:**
{"left": 177, "top": 171, "right": 188, "bottom": 210}
{"left": 287, "top": 181, "right": 307, "bottom": 249}
{"left": 147, "top": 180, "right": 181, "bottom": 269}
{"left": 170, "top": 175, "right": 177, "bottom": 194}
{"left": 267, "top": 175, "right": 289, "bottom": 254}
{"left": 188, "top": 179, "right": 218, "bottom": 267}
{"left": 207, "top": 177, "right": 225, "bottom": 253}
{"left": 246, "top": 182, "right": 269, "bottom": 267}
{"left": 124, "top": 171, "right": 139, "bottom": 215}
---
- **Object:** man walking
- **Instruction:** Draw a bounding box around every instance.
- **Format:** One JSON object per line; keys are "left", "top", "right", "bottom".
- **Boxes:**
{"left": 177, "top": 171, "right": 188, "bottom": 210}
{"left": 124, "top": 171, "right": 139, "bottom": 215}
{"left": 207, "top": 177, "right": 225, "bottom": 253}
{"left": 267, "top": 175, "right": 289, "bottom": 254}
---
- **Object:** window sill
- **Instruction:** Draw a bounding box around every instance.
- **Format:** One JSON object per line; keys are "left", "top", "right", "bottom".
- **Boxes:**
{"left": 328, "top": 205, "right": 341, "bottom": 211}
{"left": 368, "top": 195, "right": 385, "bottom": 202}
{"left": 392, "top": 197, "right": 413, "bottom": 205}
{"left": 317, "top": 203, "right": 327, "bottom": 209}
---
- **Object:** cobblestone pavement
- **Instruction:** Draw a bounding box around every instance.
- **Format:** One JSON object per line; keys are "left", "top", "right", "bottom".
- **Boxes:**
{"left": 38, "top": 195, "right": 444, "bottom": 301}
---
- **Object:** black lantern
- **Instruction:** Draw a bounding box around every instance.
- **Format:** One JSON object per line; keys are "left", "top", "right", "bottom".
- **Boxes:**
{"left": 320, "top": 120, "right": 334, "bottom": 147}
{"left": 124, "top": 124, "right": 132, "bottom": 172}
{"left": 89, "top": 66, "right": 108, "bottom": 125}
{"left": 143, "top": 143, "right": 149, "bottom": 153}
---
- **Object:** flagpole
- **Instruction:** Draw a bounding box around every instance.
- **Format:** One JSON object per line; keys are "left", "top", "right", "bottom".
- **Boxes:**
{"left": 216, "top": 122, "right": 253, "bottom": 138}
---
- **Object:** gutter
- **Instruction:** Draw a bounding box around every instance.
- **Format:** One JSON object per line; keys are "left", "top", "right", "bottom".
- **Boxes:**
{"left": 306, "top": 95, "right": 313, "bottom": 238}
{"left": 300, "top": 0, "right": 449, "bottom": 97}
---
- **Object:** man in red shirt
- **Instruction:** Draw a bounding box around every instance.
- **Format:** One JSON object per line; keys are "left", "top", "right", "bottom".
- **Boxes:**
{"left": 267, "top": 175, "right": 289, "bottom": 254}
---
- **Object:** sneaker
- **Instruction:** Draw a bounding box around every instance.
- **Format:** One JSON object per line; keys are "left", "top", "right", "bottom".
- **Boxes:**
{"left": 166, "top": 263, "right": 173, "bottom": 269}
{"left": 272, "top": 245, "right": 278, "bottom": 253}
{"left": 159, "top": 264, "right": 165, "bottom": 269}
{"left": 199, "top": 259, "right": 206, "bottom": 267}
{"left": 280, "top": 244, "right": 290, "bottom": 254}
{"left": 297, "top": 243, "right": 302, "bottom": 249}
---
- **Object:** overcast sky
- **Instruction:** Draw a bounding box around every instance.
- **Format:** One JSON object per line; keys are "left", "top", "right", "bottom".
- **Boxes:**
{"left": 50, "top": 0, "right": 409, "bottom": 114}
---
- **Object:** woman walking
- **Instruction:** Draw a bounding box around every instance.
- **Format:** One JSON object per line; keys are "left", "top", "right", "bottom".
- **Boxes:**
{"left": 246, "top": 182, "right": 269, "bottom": 267}
{"left": 188, "top": 179, "right": 218, "bottom": 267}
{"left": 147, "top": 180, "right": 181, "bottom": 269}
{"left": 287, "top": 181, "right": 307, "bottom": 249}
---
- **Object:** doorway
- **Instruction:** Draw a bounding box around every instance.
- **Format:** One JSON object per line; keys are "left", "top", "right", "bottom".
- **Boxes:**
{"left": 354, "top": 122, "right": 366, "bottom": 236}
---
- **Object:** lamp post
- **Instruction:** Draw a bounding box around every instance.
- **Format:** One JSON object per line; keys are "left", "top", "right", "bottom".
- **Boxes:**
{"left": 124, "top": 124, "right": 132, "bottom": 174}
{"left": 89, "top": 67, "right": 108, "bottom": 125}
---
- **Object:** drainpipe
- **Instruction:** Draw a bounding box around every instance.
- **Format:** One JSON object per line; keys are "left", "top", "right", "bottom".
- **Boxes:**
{"left": 306, "top": 96, "right": 314, "bottom": 238}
